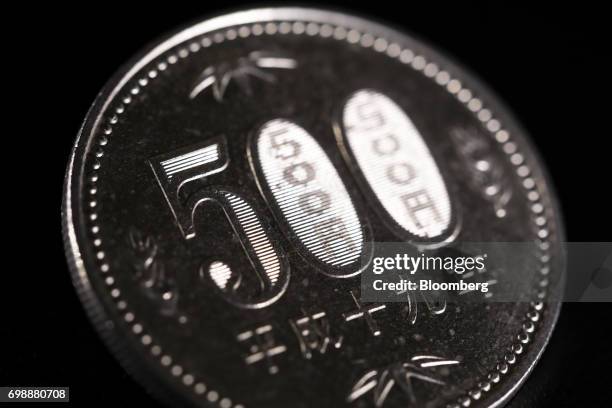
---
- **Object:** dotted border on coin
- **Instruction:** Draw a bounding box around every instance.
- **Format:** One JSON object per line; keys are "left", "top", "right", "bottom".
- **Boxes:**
{"left": 84, "top": 20, "right": 554, "bottom": 408}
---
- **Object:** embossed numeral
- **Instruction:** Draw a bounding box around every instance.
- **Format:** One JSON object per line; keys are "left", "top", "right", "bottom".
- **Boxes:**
{"left": 149, "top": 137, "right": 289, "bottom": 309}
{"left": 338, "top": 89, "right": 455, "bottom": 244}
{"left": 249, "top": 119, "right": 371, "bottom": 278}
{"left": 150, "top": 90, "right": 459, "bottom": 309}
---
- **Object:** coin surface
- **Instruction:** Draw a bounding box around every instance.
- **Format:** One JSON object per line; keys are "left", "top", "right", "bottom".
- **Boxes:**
{"left": 63, "top": 8, "right": 565, "bottom": 408}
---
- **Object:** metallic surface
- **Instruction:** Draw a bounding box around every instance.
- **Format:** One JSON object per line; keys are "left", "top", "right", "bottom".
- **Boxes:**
{"left": 62, "top": 8, "right": 565, "bottom": 408}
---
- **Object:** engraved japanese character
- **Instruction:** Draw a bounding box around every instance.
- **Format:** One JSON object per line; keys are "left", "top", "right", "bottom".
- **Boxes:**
{"left": 290, "top": 309, "right": 343, "bottom": 359}
{"left": 237, "top": 325, "right": 287, "bottom": 374}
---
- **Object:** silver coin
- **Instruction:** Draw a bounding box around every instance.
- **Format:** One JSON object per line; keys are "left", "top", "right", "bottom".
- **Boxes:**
{"left": 63, "top": 7, "right": 565, "bottom": 408}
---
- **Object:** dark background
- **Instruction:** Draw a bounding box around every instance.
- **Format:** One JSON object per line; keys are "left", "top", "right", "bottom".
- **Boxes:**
{"left": 4, "top": 1, "right": 610, "bottom": 407}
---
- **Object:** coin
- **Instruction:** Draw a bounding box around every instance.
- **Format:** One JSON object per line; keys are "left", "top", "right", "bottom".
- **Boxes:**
{"left": 62, "top": 7, "right": 565, "bottom": 408}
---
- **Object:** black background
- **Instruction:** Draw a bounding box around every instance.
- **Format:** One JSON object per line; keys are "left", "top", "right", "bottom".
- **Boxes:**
{"left": 4, "top": 1, "right": 610, "bottom": 407}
